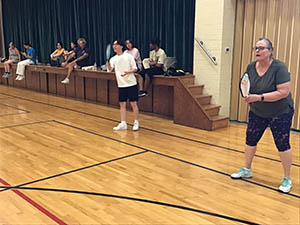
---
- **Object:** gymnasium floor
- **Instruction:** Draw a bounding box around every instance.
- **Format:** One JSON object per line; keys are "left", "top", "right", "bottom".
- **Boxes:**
{"left": 0, "top": 85, "right": 299, "bottom": 225}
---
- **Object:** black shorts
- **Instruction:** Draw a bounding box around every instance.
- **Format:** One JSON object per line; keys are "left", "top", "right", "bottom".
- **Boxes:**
{"left": 119, "top": 85, "right": 139, "bottom": 102}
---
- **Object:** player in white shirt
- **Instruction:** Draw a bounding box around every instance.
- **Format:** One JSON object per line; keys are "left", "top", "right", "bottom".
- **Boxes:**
{"left": 106, "top": 40, "right": 140, "bottom": 131}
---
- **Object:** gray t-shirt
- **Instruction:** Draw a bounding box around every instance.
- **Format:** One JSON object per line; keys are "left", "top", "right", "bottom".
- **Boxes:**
{"left": 246, "top": 59, "right": 294, "bottom": 118}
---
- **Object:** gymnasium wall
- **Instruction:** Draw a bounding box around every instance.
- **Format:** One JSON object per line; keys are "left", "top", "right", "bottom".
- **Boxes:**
{"left": 231, "top": 0, "right": 300, "bottom": 130}
{"left": 0, "top": 0, "right": 195, "bottom": 71}
{"left": 193, "top": 0, "right": 236, "bottom": 116}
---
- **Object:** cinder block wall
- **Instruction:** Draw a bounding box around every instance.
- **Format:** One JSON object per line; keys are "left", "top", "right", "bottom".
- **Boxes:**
{"left": 193, "top": 0, "right": 236, "bottom": 116}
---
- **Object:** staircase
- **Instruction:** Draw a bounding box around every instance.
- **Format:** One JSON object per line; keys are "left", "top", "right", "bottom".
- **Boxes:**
{"left": 179, "top": 75, "right": 229, "bottom": 130}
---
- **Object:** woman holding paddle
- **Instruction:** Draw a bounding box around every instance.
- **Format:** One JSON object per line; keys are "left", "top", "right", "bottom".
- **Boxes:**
{"left": 231, "top": 38, "right": 294, "bottom": 193}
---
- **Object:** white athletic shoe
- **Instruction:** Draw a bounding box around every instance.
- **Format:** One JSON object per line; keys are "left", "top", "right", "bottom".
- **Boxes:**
{"left": 278, "top": 177, "right": 292, "bottom": 193}
{"left": 113, "top": 122, "right": 127, "bottom": 131}
{"left": 15, "top": 75, "right": 21, "bottom": 80}
{"left": 132, "top": 121, "right": 139, "bottom": 131}
{"left": 18, "top": 75, "right": 25, "bottom": 81}
{"left": 61, "top": 78, "right": 70, "bottom": 84}
{"left": 231, "top": 168, "right": 252, "bottom": 179}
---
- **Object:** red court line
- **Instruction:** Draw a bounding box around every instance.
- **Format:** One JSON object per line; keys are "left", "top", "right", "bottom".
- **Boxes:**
{"left": 0, "top": 177, "right": 68, "bottom": 225}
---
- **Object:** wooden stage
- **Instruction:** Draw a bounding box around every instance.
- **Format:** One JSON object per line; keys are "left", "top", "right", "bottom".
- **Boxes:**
{"left": 0, "top": 85, "right": 299, "bottom": 224}
{"left": 0, "top": 64, "right": 229, "bottom": 131}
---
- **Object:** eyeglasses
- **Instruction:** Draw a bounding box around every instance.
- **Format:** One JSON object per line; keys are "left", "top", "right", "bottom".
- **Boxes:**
{"left": 253, "top": 46, "right": 270, "bottom": 51}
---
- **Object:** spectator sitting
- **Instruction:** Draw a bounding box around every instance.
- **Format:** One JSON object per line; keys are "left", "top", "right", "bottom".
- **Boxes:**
{"left": 139, "top": 38, "right": 167, "bottom": 97}
{"left": 2, "top": 42, "right": 21, "bottom": 78}
{"left": 63, "top": 41, "right": 77, "bottom": 62}
{"left": 61, "top": 38, "right": 89, "bottom": 84}
{"left": 50, "top": 42, "right": 65, "bottom": 67}
{"left": 125, "top": 39, "right": 143, "bottom": 93}
{"left": 15, "top": 42, "right": 36, "bottom": 81}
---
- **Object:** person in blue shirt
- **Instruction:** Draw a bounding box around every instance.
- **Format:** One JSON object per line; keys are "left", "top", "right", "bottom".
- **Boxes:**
{"left": 16, "top": 42, "right": 36, "bottom": 81}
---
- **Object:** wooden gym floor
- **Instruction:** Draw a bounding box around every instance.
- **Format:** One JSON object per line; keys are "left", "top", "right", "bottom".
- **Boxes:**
{"left": 0, "top": 85, "right": 299, "bottom": 225}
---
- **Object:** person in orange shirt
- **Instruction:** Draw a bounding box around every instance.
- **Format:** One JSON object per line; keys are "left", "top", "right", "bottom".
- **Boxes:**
{"left": 50, "top": 42, "right": 65, "bottom": 67}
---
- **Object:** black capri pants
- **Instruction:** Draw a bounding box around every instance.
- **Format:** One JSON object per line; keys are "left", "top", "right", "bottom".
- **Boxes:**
{"left": 246, "top": 109, "right": 294, "bottom": 152}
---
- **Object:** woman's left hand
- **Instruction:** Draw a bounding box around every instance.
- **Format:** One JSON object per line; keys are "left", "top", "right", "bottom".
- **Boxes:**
{"left": 245, "top": 94, "right": 261, "bottom": 103}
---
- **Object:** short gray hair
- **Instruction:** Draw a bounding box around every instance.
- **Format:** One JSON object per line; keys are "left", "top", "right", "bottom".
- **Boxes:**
{"left": 77, "top": 38, "right": 87, "bottom": 45}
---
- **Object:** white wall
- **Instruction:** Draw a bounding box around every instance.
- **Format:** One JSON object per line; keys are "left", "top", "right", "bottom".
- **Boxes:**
{"left": 193, "top": 0, "right": 236, "bottom": 116}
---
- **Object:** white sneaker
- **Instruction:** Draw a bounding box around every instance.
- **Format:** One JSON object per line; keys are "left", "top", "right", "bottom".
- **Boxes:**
{"left": 113, "top": 122, "right": 127, "bottom": 131}
{"left": 278, "top": 177, "right": 292, "bottom": 193}
{"left": 15, "top": 75, "right": 21, "bottom": 80}
{"left": 133, "top": 121, "right": 139, "bottom": 131}
{"left": 61, "top": 78, "right": 70, "bottom": 84}
{"left": 231, "top": 168, "right": 252, "bottom": 179}
{"left": 18, "top": 75, "right": 25, "bottom": 81}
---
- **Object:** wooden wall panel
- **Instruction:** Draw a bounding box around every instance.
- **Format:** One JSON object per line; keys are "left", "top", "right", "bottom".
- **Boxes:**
{"left": 56, "top": 74, "right": 66, "bottom": 96}
{"left": 65, "top": 76, "right": 76, "bottom": 98}
{"left": 230, "top": 0, "right": 246, "bottom": 120}
{"left": 48, "top": 73, "right": 57, "bottom": 94}
{"left": 7, "top": 71, "right": 15, "bottom": 86}
{"left": 40, "top": 72, "right": 48, "bottom": 93}
{"left": 108, "top": 80, "right": 119, "bottom": 106}
{"left": 26, "top": 71, "right": 40, "bottom": 91}
{"left": 0, "top": 68, "right": 5, "bottom": 84}
{"left": 85, "top": 78, "right": 97, "bottom": 101}
{"left": 75, "top": 77, "right": 85, "bottom": 100}
{"left": 137, "top": 86, "right": 153, "bottom": 113}
{"left": 231, "top": 0, "right": 300, "bottom": 130}
{"left": 153, "top": 86, "right": 173, "bottom": 117}
{"left": 96, "top": 79, "right": 108, "bottom": 104}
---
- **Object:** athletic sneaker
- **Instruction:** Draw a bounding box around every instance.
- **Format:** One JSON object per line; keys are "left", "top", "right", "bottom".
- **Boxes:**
{"left": 138, "top": 90, "right": 148, "bottom": 97}
{"left": 18, "top": 75, "right": 25, "bottom": 81}
{"left": 6, "top": 72, "right": 11, "bottom": 78}
{"left": 61, "top": 77, "right": 70, "bottom": 84}
{"left": 113, "top": 122, "right": 127, "bottom": 131}
{"left": 278, "top": 177, "right": 292, "bottom": 193}
{"left": 2, "top": 72, "right": 7, "bottom": 78}
{"left": 230, "top": 168, "right": 252, "bottom": 179}
{"left": 132, "top": 121, "right": 139, "bottom": 131}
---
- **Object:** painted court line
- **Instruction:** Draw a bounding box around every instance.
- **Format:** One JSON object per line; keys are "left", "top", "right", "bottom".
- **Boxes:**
{"left": 0, "top": 186, "right": 260, "bottom": 225}
{"left": 0, "top": 177, "right": 67, "bottom": 225}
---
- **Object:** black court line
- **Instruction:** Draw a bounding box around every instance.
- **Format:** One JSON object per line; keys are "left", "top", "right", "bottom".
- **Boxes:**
{"left": 0, "top": 150, "right": 148, "bottom": 193}
{"left": 1, "top": 92, "right": 299, "bottom": 167}
{"left": 0, "top": 186, "right": 260, "bottom": 225}
{"left": 52, "top": 120, "right": 300, "bottom": 199}
{"left": 0, "top": 120, "right": 53, "bottom": 129}
{"left": 0, "top": 102, "right": 30, "bottom": 113}
{"left": 0, "top": 112, "right": 28, "bottom": 117}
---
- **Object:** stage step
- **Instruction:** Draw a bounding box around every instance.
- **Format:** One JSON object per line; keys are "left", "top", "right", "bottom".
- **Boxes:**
{"left": 195, "top": 94, "right": 212, "bottom": 105}
{"left": 211, "top": 115, "right": 229, "bottom": 130}
{"left": 181, "top": 75, "right": 195, "bottom": 85}
{"left": 203, "top": 104, "right": 221, "bottom": 117}
{"left": 188, "top": 85, "right": 204, "bottom": 95}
